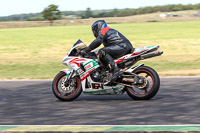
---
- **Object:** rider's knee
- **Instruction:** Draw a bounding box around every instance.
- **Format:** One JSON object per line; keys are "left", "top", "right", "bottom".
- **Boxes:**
{"left": 98, "top": 49, "right": 106, "bottom": 58}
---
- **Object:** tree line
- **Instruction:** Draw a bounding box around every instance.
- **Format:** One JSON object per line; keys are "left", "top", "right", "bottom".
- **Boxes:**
{"left": 0, "top": 3, "right": 200, "bottom": 22}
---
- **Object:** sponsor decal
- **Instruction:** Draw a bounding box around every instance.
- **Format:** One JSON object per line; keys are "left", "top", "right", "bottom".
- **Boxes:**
{"left": 70, "top": 60, "right": 99, "bottom": 81}
{"left": 78, "top": 62, "right": 92, "bottom": 74}
{"left": 78, "top": 69, "right": 84, "bottom": 74}
{"left": 85, "top": 63, "right": 92, "bottom": 70}
{"left": 80, "top": 67, "right": 96, "bottom": 81}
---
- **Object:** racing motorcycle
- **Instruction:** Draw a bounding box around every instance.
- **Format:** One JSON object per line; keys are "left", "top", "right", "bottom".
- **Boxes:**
{"left": 52, "top": 39, "right": 163, "bottom": 101}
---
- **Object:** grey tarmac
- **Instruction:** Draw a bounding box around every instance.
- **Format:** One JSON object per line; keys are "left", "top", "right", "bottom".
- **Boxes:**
{"left": 0, "top": 77, "right": 200, "bottom": 125}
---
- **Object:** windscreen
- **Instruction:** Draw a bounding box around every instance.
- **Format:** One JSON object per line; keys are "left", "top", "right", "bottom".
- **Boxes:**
{"left": 67, "top": 39, "right": 87, "bottom": 56}
{"left": 73, "top": 39, "right": 87, "bottom": 50}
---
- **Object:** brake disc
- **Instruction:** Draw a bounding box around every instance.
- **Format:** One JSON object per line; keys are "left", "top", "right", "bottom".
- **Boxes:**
{"left": 61, "top": 78, "right": 74, "bottom": 93}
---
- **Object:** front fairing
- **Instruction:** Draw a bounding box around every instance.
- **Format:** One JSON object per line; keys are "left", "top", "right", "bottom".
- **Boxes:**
{"left": 62, "top": 40, "right": 100, "bottom": 82}
{"left": 90, "top": 49, "right": 99, "bottom": 57}
{"left": 62, "top": 39, "right": 87, "bottom": 65}
{"left": 63, "top": 56, "right": 99, "bottom": 81}
{"left": 65, "top": 39, "right": 87, "bottom": 57}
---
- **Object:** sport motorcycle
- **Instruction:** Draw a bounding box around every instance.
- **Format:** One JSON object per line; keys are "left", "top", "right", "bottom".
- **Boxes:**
{"left": 52, "top": 39, "right": 163, "bottom": 101}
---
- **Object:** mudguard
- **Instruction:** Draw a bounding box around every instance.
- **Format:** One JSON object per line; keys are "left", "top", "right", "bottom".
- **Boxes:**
{"left": 61, "top": 69, "right": 73, "bottom": 74}
{"left": 60, "top": 68, "right": 86, "bottom": 91}
{"left": 125, "top": 64, "right": 144, "bottom": 73}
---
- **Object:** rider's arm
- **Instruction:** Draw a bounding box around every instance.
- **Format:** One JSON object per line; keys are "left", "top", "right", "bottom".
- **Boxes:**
{"left": 85, "top": 35, "right": 103, "bottom": 52}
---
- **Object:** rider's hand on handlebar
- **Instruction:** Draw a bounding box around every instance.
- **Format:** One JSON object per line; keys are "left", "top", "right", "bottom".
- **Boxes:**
{"left": 81, "top": 47, "right": 90, "bottom": 57}
{"left": 81, "top": 48, "right": 88, "bottom": 56}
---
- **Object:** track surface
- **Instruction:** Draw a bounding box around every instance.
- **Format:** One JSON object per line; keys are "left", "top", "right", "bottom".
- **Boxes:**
{"left": 0, "top": 77, "right": 200, "bottom": 125}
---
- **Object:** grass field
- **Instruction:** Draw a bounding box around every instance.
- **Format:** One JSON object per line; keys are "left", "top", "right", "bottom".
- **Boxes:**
{"left": 0, "top": 21, "right": 200, "bottom": 79}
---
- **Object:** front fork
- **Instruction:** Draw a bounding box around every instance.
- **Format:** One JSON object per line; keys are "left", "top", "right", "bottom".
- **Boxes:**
{"left": 61, "top": 68, "right": 87, "bottom": 91}
{"left": 61, "top": 69, "right": 76, "bottom": 84}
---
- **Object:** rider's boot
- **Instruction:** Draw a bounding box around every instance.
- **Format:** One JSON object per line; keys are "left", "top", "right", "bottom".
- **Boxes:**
{"left": 110, "top": 63, "right": 123, "bottom": 83}
{"left": 102, "top": 53, "right": 123, "bottom": 85}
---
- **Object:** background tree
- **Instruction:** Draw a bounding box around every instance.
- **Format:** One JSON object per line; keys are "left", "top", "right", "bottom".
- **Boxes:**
{"left": 1, "top": 3, "right": 200, "bottom": 22}
{"left": 42, "top": 4, "right": 61, "bottom": 25}
{"left": 113, "top": 8, "right": 118, "bottom": 17}
{"left": 81, "top": 8, "right": 93, "bottom": 18}
{"left": 85, "top": 8, "right": 92, "bottom": 18}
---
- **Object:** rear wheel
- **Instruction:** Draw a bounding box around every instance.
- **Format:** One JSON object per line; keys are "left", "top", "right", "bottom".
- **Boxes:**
{"left": 52, "top": 71, "right": 82, "bottom": 101}
{"left": 125, "top": 66, "right": 160, "bottom": 100}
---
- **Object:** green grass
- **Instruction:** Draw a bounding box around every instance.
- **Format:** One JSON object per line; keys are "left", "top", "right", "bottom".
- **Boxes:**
{"left": 0, "top": 21, "right": 200, "bottom": 79}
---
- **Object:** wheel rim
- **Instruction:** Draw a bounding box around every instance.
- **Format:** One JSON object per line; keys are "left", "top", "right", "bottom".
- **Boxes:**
{"left": 55, "top": 74, "right": 79, "bottom": 97}
{"left": 129, "top": 70, "right": 154, "bottom": 96}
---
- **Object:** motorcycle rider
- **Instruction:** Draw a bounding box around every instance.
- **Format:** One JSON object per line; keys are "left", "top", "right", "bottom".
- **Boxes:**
{"left": 82, "top": 20, "right": 134, "bottom": 84}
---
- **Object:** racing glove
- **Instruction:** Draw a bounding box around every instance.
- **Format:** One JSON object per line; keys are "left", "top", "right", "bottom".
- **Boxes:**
{"left": 81, "top": 47, "right": 90, "bottom": 56}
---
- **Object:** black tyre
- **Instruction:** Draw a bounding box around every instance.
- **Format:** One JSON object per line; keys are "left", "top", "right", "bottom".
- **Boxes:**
{"left": 125, "top": 66, "right": 160, "bottom": 100}
{"left": 52, "top": 71, "right": 82, "bottom": 101}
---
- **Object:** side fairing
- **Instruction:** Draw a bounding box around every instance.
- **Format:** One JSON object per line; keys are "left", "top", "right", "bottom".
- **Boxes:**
{"left": 131, "top": 45, "right": 159, "bottom": 56}
{"left": 77, "top": 60, "right": 99, "bottom": 81}
{"left": 115, "top": 45, "right": 159, "bottom": 64}
{"left": 62, "top": 57, "right": 100, "bottom": 82}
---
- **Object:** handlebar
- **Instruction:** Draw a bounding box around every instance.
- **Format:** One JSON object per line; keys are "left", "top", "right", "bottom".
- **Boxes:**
{"left": 77, "top": 49, "right": 82, "bottom": 56}
{"left": 77, "top": 49, "right": 89, "bottom": 58}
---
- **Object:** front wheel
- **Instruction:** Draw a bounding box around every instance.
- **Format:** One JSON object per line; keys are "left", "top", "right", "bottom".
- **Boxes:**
{"left": 52, "top": 71, "right": 82, "bottom": 101}
{"left": 125, "top": 66, "right": 160, "bottom": 100}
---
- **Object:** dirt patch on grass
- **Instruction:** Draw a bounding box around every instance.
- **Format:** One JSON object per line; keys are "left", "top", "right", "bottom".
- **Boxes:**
{"left": 1, "top": 10, "right": 200, "bottom": 29}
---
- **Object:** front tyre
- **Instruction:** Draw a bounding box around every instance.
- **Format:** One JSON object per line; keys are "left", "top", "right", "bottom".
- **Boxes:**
{"left": 52, "top": 71, "right": 82, "bottom": 101}
{"left": 126, "top": 66, "right": 160, "bottom": 100}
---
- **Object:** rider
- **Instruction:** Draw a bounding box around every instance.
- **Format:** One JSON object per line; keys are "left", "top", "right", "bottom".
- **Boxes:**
{"left": 82, "top": 20, "right": 134, "bottom": 83}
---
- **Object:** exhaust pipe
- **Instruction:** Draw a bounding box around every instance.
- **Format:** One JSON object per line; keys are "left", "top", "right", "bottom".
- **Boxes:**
{"left": 140, "top": 50, "right": 163, "bottom": 60}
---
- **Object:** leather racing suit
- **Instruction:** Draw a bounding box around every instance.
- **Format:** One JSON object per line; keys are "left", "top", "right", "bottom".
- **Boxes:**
{"left": 84, "top": 23, "right": 134, "bottom": 84}
{"left": 87, "top": 27, "right": 134, "bottom": 59}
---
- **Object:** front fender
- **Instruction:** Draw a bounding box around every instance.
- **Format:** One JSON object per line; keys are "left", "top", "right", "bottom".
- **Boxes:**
{"left": 60, "top": 69, "right": 86, "bottom": 91}
{"left": 61, "top": 69, "right": 73, "bottom": 74}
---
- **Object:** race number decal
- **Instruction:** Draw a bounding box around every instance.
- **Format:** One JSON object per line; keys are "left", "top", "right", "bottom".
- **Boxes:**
{"left": 91, "top": 83, "right": 104, "bottom": 90}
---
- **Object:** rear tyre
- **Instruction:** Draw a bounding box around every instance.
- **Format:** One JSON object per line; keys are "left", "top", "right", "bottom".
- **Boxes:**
{"left": 52, "top": 71, "right": 82, "bottom": 101}
{"left": 125, "top": 66, "right": 160, "bottom": 100}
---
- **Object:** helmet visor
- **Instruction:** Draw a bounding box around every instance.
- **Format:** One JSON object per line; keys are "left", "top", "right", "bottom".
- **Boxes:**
{"left": 92, "top": 24, "right": 98, "bottom": 38}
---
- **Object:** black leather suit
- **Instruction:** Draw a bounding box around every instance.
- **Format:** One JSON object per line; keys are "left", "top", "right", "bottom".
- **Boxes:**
{"left": 87, "top": 27, "right": 134, "bottom": 59}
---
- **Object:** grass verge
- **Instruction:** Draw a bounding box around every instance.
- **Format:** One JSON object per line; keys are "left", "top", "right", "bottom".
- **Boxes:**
{"left": 0, "top": 21, "right": 200, "bottom": 79}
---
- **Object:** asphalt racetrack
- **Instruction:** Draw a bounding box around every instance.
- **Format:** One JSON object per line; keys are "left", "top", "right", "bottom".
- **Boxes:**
{"left": 0, "top": 77, "right": 199, "bottom": 125}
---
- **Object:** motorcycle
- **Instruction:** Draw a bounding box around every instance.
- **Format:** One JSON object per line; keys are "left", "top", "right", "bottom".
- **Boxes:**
{"left": 52, "top": 39, "right": 163, "bottom": 101}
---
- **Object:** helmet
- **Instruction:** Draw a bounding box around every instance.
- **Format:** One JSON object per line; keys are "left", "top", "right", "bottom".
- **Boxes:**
{"left": 92, "top": 20, "right": 107, "bottom": 38}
